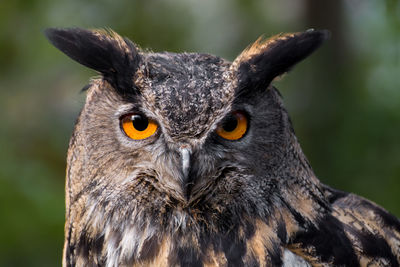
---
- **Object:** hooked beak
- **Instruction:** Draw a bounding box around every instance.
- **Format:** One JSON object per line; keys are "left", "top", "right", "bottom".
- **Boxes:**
{"left": 179, "top": 146, "right": 192, "bottom": 200}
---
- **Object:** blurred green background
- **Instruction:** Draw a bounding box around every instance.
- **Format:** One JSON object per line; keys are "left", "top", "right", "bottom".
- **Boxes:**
{"left": 1, "top": 0, "right": 399, "bottom": 266}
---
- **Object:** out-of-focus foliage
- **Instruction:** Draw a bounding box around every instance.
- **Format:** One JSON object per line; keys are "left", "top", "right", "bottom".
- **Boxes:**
{"left": 0, "top": 0, "right": 399, "bottom": 266}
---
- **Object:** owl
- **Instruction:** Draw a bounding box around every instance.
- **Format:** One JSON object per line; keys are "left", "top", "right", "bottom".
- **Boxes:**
{"left": 45, "top": 28, "right": 400, "bottom": 267}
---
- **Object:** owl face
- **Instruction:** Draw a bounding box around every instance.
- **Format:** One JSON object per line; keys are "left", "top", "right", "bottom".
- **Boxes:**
{"left": 78, "top": 52, "right": 260, "bottom": 205}
{"left": 75, "top": 56, "right": 294, "bottom": 208}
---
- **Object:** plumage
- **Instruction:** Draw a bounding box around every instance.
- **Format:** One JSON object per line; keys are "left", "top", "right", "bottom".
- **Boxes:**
{"left": 45, "top": 27, "right": 400, "bottom": 267}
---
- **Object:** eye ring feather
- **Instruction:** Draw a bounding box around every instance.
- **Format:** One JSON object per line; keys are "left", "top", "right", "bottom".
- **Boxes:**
{"left": 120, "top": 113, "right": 158, "bottom": 140}
{"left": 216, "top": 111, "right": 248, "bottom": 140}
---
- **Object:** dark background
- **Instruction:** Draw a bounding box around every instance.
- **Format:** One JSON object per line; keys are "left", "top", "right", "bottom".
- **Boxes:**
{"left": 1, "top": 0, "right": 399, "bottom": 266}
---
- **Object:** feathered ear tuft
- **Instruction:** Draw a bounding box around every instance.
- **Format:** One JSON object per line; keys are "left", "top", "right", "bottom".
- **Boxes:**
{"left": 233, "top": 29, "right": 330, "bottom": 96}
{"left": 44, "top": 27, "right": 140, "bottom": 94}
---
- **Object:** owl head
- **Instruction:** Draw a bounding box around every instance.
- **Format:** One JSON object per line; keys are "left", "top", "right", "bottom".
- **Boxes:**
{"left": 46, "top": 28, "right": 329, "bottom": 265}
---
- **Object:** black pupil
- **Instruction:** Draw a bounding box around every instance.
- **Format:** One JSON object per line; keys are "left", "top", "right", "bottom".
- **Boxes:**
{"left": 131, "top": 115, "right": 149, "bottom": 131}
{"left": 222, "top": 115, "right": 238, "bottom": 132}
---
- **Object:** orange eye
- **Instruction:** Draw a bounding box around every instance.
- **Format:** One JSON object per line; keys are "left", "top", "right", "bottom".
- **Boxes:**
{"left": 216, "top": 111, "right": 248, "bottom": 140}
{"left": 121, "top": 114, "right": 158, "bottom": 140}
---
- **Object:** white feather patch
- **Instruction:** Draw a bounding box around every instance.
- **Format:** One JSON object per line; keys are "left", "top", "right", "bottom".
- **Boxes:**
{"left": 283, "top": 249, "right": 311, "bottom": 267}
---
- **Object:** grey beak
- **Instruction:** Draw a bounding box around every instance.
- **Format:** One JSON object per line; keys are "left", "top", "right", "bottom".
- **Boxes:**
{"left": 179, "top": 146, "right": 192, "bottom": 199}
{"left": 180, "top": 147, "right": 191, "bottom": 181}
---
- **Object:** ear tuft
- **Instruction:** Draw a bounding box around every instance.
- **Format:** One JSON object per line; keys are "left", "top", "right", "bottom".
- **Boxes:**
{"left": 233, "top": 29, "right": 330, "bottom": 95}
{"left": 44, "top": 27, "right": 140, "bottom": 94}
